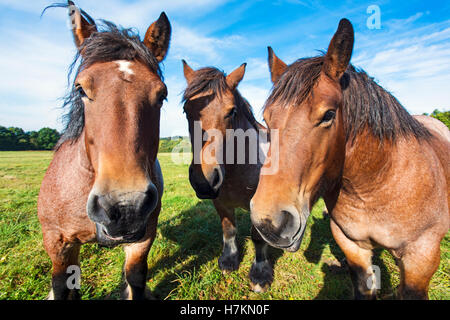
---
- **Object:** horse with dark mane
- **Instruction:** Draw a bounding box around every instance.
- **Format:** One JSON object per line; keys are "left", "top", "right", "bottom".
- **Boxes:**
{"left": 181, "top": 61, "right": 276, "bottom": 292}
{"left": 38, "top": 1, "right": 171, "bottom": 299}
{"left": 251, "top": 19, "right": 449, "bottom": 299}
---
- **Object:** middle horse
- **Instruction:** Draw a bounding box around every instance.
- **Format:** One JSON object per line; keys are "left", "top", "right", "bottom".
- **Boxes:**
{"left": 181, "top": 61, "right": 274, "bottom": 292}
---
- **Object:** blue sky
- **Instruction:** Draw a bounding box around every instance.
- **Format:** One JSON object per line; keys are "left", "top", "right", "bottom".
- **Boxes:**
{"left": 0, "top": 0, "right": 449, "bottom": 137}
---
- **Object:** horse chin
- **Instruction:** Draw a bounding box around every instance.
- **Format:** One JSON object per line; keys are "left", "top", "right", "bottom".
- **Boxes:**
{"left": 95, "top": 223, "right": 146, "bottom": 247}
{"left": 283, "top": 233, "right": 304, "bottom": 252}
{"left": 263, "top": 229, "right": 305, "bottom": 253}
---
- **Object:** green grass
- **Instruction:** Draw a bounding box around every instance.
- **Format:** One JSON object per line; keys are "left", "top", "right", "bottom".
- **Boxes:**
{"left": 0, "top": 151, "right": 448, "bottom": 300}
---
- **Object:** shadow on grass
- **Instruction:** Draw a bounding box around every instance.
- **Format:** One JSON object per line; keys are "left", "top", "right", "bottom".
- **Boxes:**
{"left": 141, "top": 201, "right": 283, "bottom": 299}
{"left": 94, "top": 201, "right": 219, "bottom": 300}
{"left": 304, "top": 212, "right": 394, "bottom": 300}
{"left": 93, "top": 207, "right": 392, "bottom": 300}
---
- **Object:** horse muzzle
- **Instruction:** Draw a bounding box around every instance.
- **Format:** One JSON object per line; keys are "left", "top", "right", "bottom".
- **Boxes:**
{"left": 250, "top": 206, "right": 308, "bottom": 252}
{"left": 189, "top": 164, "right": 223, "bottom": 199}
{"left": 87, "top": 183, "right": 159, "bottom": 245}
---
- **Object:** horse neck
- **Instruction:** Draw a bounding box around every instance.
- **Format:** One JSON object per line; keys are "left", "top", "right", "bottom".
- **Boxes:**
{"left": 341, "top": 130, "right": 395, "bottom": 191}
{"left": 60, "top": 131, "right": 94, "bottom": 179}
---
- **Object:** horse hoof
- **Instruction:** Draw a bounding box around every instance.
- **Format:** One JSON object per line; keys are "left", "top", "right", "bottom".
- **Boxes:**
{"left": 122, "top": 285, "right": 153, "bottom": 300}
{"left": 251, "top": 282, "right": 269, "bottom": 293}
{"left": 218, "top": 252, "right": 239, "bottom": 272}
{"left": 46, "top": 290, "right": 55, "bottom": 300}
{"left": 249, "top": 260, "right": 273, "bottom": 293}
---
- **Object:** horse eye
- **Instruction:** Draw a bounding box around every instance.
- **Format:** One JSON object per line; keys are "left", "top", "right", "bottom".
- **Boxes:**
{"left": 158, "top": 86, "right": 168, "bottom": 104}
{"left": 225, "top": 107, "right": 237, "bottom": 119}
{"left": 321, "top": 110, "right": 336, "bottom": 124}
{"left": 158, "top": 94, "right": 166, "bottom": 105}
{"left": 75, "top": 85, "right": 87, "bottom": 98}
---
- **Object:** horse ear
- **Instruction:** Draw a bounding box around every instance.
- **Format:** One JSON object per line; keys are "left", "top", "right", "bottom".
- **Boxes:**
{"left": 226, "top": 63, "right": 246, "bottom": 90}
{"left": 182, "top": 60, "right": 195, "bottom": 84}
{"left": 67, "top": 1, "right": 97, "bottom": 50}
{"left": 268, "top": 47, "right": 287, "bottom": 83}
{"left": 323, "top": 18, "right": 354, "bottom": 80}
{"left": 144, "top": 12, "right": 172, "bottom": 63}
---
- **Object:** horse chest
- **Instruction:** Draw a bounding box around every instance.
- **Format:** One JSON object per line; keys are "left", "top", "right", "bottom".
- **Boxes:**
{"left": 331, "top": 197, "right": 372, "bottom": 242}
{"left": 331, "top": 192, "right": 411, "bottom": 249}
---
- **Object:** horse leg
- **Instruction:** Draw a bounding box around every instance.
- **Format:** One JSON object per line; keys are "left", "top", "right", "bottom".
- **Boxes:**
{"left": 330, "top": 220, "right": 377, "bottom": 300}
{"left": 249, "top": 225, "right": 273, "bottom": 292}
{"left": 122, "top": 227, "right": 156, "bottom": 300}
{"left": 214, "top": 201, "right": 239, "bottom": 272}
{"left": 44, "top": 232, "right": 81, "bottom": 300}
{"left": 396, "top": 236, "right": 441, "bottom": 300}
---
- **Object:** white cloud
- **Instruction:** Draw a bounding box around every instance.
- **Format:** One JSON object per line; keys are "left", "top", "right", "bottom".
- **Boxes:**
{"left": 0, "top": 29, "right": 73, "bottom": 97}
{"left": 243, "top": 57, "right": 269, "bottom": 81}
{"left": 1, "top": 3, "right": 449, "bottom": 136}
{"left": 385, "top": 12, "right": 425, "bottom": 30}
{"left": 160, "top": 75, "right": 188, "bottom": 137}
{"left": 0, "top": 0, "right": 229, "bottom": 24}
{"left": 1, "top": 102, "right": 61, "bottom": 131}
{"left": 352, "top": 17, "right": 450, "bottom": 114}
{"left": 0, "top": 26, "right": 74, "bottom": 131}
{"left": 0, "top": 0, "right": 235, "bottom": 134}
{"left": 169, "top": 23, "right": 245, "bottom": 64}
{"left": 0, "top": 0, "right": 49, "bottom": 14}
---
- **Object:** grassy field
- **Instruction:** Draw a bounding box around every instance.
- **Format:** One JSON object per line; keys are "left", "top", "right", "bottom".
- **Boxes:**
{"left": 0, "top": 151, "right": 448, "bottom": 300}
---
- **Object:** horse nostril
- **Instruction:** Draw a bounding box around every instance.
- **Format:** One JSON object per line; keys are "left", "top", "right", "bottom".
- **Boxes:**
{"left": 279, "top": 210, "right": 294, "bottom": 230}
{"left": 98, "top": 196, "right": 121, "bottom": 222}
{"left": 252, "top": 209, "right": 302, "bottom": 249}
{"left": 88, "top": 195, "right": 121, "bottom": 223}
{"left": 278, "top": 210, "right": 301, "bottom": 239}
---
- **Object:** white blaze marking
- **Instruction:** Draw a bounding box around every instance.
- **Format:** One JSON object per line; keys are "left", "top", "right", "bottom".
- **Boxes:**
{"left": 116, "top": 60, "right": 134, "bottom": 76}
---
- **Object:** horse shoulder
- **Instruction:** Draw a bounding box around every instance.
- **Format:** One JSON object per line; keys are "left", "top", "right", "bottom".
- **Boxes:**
{"left": 38, "top": 139, "right": 96, "bottom": 242}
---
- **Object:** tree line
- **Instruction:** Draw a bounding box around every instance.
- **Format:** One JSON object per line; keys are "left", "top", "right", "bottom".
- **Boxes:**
{"left": 1, "top": 110, "right": 447, "bottom": 152}
{"left": 0, "top": 126, "right": 60, "bottom": 151}
{"left": 159, "top": 136, "right": 189, "bottom": 153}
{"left": 0, "top": 127, "right": 187, "bottom": 152}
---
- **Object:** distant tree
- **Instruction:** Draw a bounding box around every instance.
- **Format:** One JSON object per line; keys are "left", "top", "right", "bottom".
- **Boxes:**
{"left": 28, "top": 131, "right": 40, "bottom": 150}
{"left": 9, "top": 127, "right": 31, "bottom": 150}
{"left": 0, "top": 126, "right": 60, "bottom": 150}
{"left": 0, "top": 126, "right": 16, "bottom": 150}
{"left": 36, "top": 128, "right": 60, "bottom": 150}
{"left": 423, "top": 109, "right": 450, "bottom": 130}
{"left": 159, "top": 136, "right": 190, "bottom": 153}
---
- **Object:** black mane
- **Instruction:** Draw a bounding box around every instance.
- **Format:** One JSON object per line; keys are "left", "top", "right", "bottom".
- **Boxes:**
{"left": 183, "top": 67, "right": 260, "bottom": 129}
{"left": 265, "top": 56, "right": 430, "bottom": 142}
{"left": 54, "top": 19, "right": 162, "bottom": 149}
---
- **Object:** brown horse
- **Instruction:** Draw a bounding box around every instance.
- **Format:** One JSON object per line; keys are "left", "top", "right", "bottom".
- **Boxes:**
{"left": 181, "top": 61, "right": 275, "bottom": 292}
{"left": 38, "top": 1, "right": 171, "bottom": 299}
{"left": 251, "top": 19, "right": 449, "bottom": 299}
